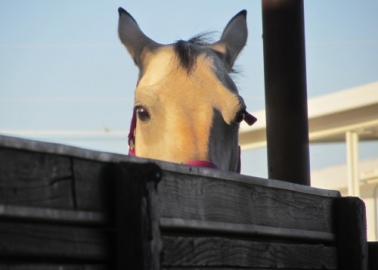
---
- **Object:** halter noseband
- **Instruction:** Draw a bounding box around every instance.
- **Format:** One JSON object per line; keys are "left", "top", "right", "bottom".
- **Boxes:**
{"left": 128, "top": 109, "right": 256, "bottom": 173}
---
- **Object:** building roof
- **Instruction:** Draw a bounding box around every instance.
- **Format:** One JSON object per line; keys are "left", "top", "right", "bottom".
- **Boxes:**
{"left": 311, "top": 157, "right": 378, "bottom": 191}
{"left": 240, "top": 81, "right": 378, "bottom": 149}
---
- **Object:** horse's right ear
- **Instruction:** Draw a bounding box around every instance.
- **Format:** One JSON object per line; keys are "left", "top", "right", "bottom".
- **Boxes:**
{"left": 118, "top": 8, "right": 160, "bottom": 69}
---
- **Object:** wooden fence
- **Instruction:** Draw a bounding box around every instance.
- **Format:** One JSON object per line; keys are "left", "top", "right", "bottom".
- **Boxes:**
{"left": 0, "top": 134, "right": 375, "bottom": 269}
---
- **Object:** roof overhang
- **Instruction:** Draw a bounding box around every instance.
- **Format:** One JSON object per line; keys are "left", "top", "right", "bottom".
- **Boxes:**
{"left": 239, "top": 81, "right": 378, "bottom": 150}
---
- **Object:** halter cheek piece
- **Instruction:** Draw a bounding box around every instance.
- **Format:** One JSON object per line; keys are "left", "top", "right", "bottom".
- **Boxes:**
{"left": 128, "top": 109, "right": 256, "bottom": 173}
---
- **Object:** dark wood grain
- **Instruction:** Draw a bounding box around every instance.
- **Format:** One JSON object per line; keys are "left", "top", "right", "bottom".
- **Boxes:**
{"left": 160, "top": 218, "right": 335, "bottom": 242}
{"left": 115, "top": 162, "right": 162, "bottom": 270}
{"left": 158, "top": 171, "right": 336, "bottom": 233}
{"left": 162, "top": 236, "right": 337, "bottom": 269}
{"left": 368, "top": 241, "right": 378, "bottom": 270}
{"left": 0, "top": 136, "right": 349, "bottom": 270}
{"left": 0, "top": 265, "right": 109, "bottom": 270}
{"left": 0, "top": 134, "right": 341, "bottom": 198}
{"left": 0, "top": 148, "right": 74, "bottom": 209}
{"left": 0, "top": 221, "right": 113, "bottom": 262}
{"left": 73, "top": 158, "right": 115, "bottom": 212}
{"left": 162, "top": 268, "right": 324, "bottom": 270}
{"left": 334, "top": 197, "right": 368, "bottom": 270}
{"left": 0, "top": 205, "right": 108, "bottom": 226}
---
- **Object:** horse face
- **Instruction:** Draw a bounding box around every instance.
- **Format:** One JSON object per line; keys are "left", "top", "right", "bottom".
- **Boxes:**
{"left": 118, "top": 8, "right": 253, "bottom": 171}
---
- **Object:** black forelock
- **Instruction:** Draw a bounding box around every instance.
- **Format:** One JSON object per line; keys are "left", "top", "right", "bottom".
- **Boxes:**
{"left": 173, "top": 32, "right": 240, "bottom": 75}
{"left": 174, "top": 40, "right": 196, "bottom": 73}
{"left": 173, "top": 33, "right": 215, "bottom": 73}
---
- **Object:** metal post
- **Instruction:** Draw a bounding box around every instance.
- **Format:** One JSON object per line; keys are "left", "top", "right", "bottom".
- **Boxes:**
{"left": 346, "top": 131, "right": 360, "bottom": 196}
{"left": 261, "top": 0, "right": 310, "bottom": 185}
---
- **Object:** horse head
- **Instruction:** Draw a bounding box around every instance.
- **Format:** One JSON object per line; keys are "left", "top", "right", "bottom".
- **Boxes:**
{"left": 118, "top": 8, "right": 256, "bottom": 172}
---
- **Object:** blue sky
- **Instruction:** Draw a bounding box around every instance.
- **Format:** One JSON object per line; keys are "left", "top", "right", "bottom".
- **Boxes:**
{"left": 1, "top": 0, "right": 377, "bottom": 178}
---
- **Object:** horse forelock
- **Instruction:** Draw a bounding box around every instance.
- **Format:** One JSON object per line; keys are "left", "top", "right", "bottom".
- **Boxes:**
{"left": 173, "top": 33, "right": 219, "bottom": 73}
{"left": 174, "top": 40, "right": 196, "bottom": 73}
{"left": 173, "top": 35, "right": 240, "bottom": 78}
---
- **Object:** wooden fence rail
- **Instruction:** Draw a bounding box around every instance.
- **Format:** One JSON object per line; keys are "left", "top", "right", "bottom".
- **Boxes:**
{"left": 0, "top": 134, "right": 374, "bottom": 269}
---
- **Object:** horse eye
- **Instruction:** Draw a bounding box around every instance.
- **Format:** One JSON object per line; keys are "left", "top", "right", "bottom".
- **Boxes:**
{"left": 135, "top": 106, "right": 150, "bottom": 122}
{"left": 235, "top": 111, "right": 245, "bottom": 124}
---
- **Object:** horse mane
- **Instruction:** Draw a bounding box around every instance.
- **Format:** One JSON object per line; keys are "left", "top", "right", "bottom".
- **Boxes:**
{"left": 173, "top": 32, "right": 239, "bottom": 75}
{"left": 173, "top": 33, "right": 215, "bottom": 73}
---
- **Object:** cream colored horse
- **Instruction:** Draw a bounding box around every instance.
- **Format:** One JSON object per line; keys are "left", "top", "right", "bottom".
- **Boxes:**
{"left": 118, "top": 8, "right": 256, "bottom": 172}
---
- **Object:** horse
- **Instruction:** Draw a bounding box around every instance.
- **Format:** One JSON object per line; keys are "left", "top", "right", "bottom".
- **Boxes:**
{"left": 118, "top": 7, "right": 256, "bottom": 172}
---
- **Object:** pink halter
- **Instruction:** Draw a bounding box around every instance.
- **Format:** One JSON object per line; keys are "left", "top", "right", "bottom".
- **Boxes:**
{"left": 128, "top": 109, "right": 256, "bottom": 173}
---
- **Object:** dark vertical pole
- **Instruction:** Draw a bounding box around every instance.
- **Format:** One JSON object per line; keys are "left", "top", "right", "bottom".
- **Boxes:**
{"left": 261, "top": 0, "right": 310, "bottom": 185}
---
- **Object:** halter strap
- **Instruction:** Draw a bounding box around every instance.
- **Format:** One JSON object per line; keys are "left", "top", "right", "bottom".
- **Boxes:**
{"left": 128, "top": 109, "right": 256, "bottom": 173}
{"left": 185, "top": 160, "right": 219, "bottom": 169}
{"left": 128, "top": 109, "right": 137, "bottom": 156}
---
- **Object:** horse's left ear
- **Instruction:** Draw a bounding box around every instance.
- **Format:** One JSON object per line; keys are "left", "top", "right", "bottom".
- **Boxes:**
{"left": 210, "top": 10, "right": 248, "bottom": 71}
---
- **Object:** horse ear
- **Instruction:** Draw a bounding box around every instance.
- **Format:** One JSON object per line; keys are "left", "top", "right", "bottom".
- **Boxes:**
{"left": 118, "top": 8, "right": 160, "bottom": 69}
{"left": 210, "top": 10, "right": 248, "bottom": 71}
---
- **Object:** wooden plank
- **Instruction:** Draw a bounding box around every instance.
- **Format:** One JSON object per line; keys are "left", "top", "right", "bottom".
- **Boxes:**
{"left": 158, "top": 170, "right": 337, "bottom": 233}
{"left": 160, "top": 218, "right": 335, "bottom": 242}
{"left": 368, "top": 241, "right": 378, "bottom": 270}
{"left": 161, "top": 268, "right": 333, "bottom": 270}
{"left": 0, "top": 221, "right": 112, "bottom": 262}
{"left": 162, "top": 236, "right": 337, "bottom": 269}
{"left": 0, "top": 205, "right": 108, "bottom": 226}
{"left": 162, "top": 268, "right": 308, "bottom": 270}
{"left": 73, "top": 158, "right": 115, "bottom": 212}
{"left": 0, "top": 135, "right": 340, "bottom": 198}
{"left": 162, "top": 268, "right": 329, "bottom": 270}
{"left": 0, "top": 265, "right": 109, "bottom": 270}
{"left": 334, "top": 197, "right": 368, "bottom": 270}
{"left": 162, "top": 269, "right": 309, "bottom": 270}
{"left": 115, "top": 162, "right": 162, "bottom": 270}
{"left": 0, "top": 148, "right": 74, "bottom": 209}
{"left": 0, "top": 134, "right": 128, "bottom": 163}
